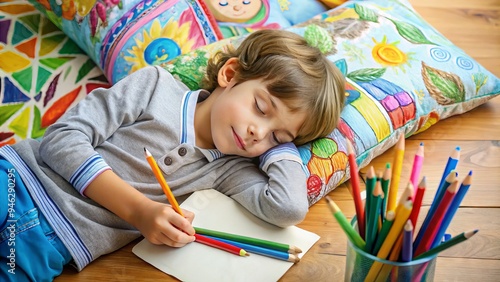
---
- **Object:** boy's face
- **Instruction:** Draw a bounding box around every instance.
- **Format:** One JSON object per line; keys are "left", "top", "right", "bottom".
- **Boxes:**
{"left": 210, "top": 78, "right": 306, "bottom": 158}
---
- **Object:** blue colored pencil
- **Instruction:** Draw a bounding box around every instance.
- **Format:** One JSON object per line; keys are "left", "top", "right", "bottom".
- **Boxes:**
{"left": 414, "top": 170, "right": 457, "bottom": 249}
{"left": 436, "top": 147, "right": 460, "bottom": 194}
{"left": 430, "top": 171, "right": 473, "bottom": 248}
{"left": 402, "top": 220, "right": 413, "bottom": 262}
{"left": 203, "top": 235, "right": 300, "bottom": 263}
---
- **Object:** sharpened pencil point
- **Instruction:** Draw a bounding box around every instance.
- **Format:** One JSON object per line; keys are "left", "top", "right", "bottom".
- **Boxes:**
{"left": 144, "top": 147, "right": 151, "bottom": 157}
{"left": 289, "top": 254, "right": 300, "bottom": 263}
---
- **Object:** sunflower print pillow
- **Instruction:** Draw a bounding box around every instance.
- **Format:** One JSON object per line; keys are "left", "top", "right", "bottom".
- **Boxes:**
{"left": 28, "top": 0, "right": 224, "bottom": 84}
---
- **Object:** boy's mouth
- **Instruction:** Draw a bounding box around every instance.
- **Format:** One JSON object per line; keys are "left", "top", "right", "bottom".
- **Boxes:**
{"left": 232, "top": 128, "right": 246, "bottom": 150}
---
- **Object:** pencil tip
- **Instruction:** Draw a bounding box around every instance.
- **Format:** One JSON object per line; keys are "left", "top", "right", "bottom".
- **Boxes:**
{"left": 290, "top": 254, "right": 301, "bottom": 263}
{"left": 456, "top": 146, "right": 461, "bottom": 151}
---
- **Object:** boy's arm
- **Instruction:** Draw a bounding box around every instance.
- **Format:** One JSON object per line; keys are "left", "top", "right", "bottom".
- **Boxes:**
{"left": 39, "top": 66, "right": 162, "bottom": 187}
{"left": 216, "top": 143, "right": 309, "bottom": 227}
{"left": 38, "top": 66, "right": 195, "bottom": 245}
{"left": 83, "top": 170, "right": 195, "bottom": 247}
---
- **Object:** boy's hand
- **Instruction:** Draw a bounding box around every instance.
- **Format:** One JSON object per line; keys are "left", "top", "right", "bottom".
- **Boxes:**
{"left": 83, "top": 170, "right": 196, "bottom": 248}
{"left": 133, "top": 199, "right": 196, "bottom": 247}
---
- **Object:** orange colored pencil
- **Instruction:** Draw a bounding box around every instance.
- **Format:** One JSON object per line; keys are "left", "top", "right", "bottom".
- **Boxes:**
{"left": 346, "top": 140, "right": 365, "bottom": 239}
{"left": 144, "top": 148, "right": 184, "bottom": 216}
{"left": 413, "top": 180, "right": 459, "bottom": 257}
{"left": 144, "top": 148, "right": 249, "bottom": 258}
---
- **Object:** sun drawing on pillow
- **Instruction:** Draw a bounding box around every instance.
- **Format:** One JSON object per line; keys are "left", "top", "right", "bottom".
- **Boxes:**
{"left": 371, "top": 36, "right": 415, "bottom": 73}
{"left": 124, "top": 19, "right": 195, "bottom": 72}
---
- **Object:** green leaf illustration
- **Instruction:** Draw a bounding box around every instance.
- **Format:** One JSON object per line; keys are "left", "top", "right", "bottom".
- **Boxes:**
{"left": 347, "top": 68, "right": 386, "bottom": 82}
{"left": 421, "top": 61, "right": 465, "bottom": 105}
{"left": 387, "top": 18, "right": 435, "bottom": 45}
{"left": 354, "top": 4, "right": 379, "bottom": 23}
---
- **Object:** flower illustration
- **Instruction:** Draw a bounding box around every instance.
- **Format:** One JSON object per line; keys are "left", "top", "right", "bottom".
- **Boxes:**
{"left": 124, "top": 19, "right": 195, "bottom": 73}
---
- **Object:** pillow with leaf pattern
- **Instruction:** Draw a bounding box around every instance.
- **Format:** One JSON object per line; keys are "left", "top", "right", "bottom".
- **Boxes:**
{"left": 163, "top": 0, "right": 500, "bottom": 205}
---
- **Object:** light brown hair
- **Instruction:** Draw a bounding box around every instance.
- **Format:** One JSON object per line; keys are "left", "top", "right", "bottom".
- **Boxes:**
{"left": 202, "top": 29, "right": 345, "bottom": 145}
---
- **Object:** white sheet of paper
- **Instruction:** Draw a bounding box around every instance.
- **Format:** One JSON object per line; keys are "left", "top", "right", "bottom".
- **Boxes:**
{"left": 132, "top": 189, "right": 320, "bottom": 282}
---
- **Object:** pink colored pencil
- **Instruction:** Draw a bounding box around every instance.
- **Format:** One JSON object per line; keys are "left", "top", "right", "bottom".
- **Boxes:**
{"left": 409, "top": 142, "right": 424, "bottom": 194}
{"left": 346, "top": 140, "right": 365, "bottom": 239}
{"left": 413, "top": 181, "right": 459, "bottom": 257}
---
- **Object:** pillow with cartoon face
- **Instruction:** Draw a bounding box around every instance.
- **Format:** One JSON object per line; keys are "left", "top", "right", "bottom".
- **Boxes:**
{"left": 204, "top": 0, "right": 328, "bottom": 38}
{"left": 164, "top": 0, "right": 500, "bottom": 205}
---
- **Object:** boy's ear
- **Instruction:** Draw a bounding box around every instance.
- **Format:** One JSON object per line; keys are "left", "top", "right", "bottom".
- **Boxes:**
{"left": 217, "top": 57, "right": 239, "bottom": 88}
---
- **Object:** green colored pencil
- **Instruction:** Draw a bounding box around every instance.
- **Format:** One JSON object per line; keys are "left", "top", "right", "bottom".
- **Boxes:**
{"left": 364, "top": 167, "right": 377, "bottom": 245}
{"left": 194, "top": 227, "right": 302, "bottom": 254}
{"left": 414, "top": 230, "right": 478, "bottom": 260}
{"left": 381, "top": 163, "right": 391, "bottom": 219}
{"left": 365, "top": 177, "right": 383, "bottom": 253}
{"left": 325, "top": 196, "right": 366, "bottom": 250}
{"left": 372, "top": 210, "right": 395, "bottom": 255}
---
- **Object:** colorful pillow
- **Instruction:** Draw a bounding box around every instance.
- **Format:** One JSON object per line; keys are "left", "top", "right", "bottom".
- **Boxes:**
{"left": 27, "top": 0, "right": 327, "bottom": 84}
{"left": 28, "top": 0, "right": 223, "bottom": 84}
{"left": 0, "top": 1, "right": 109, "bottom": 147}
{"left": 164, "top": 0, "right": 500, "bottom": 205}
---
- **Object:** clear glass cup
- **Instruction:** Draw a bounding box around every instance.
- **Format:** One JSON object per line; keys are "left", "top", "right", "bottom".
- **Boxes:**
{"left": 345, "top": 218, "right": 437, "bottom": 282}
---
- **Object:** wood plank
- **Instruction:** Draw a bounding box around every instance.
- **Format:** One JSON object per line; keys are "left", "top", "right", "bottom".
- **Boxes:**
{"left": 434, "top": 257, "right": 500, "bottom": 282}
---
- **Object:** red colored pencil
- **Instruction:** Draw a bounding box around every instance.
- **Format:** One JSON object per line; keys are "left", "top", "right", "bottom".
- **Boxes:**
{"left": 194, "top": 234, "right": 249, "bottom": 257}
{"left": 346, "top": 140, "right": 365, "bottom": 239}
{"left": 409, "top": 177, "right": 426, "bottom": 227}
{"left": 413, "top": 181, "right": 459, "bottom": 257}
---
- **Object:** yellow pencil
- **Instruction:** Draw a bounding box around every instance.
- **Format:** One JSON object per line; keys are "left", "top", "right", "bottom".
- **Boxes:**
{"left": 144, "top": 147, "right": 184, "bottom": 216}
{"left": 365, "top": 199, "right": 413, "bottom": 281}
{"left": 388, "top": 134, "right": 405, "bottom": 212}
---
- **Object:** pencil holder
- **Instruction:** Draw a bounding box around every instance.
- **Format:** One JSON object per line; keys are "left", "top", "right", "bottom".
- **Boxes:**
{"left": 345, "top": 219, "right": 437, "bottom": 282}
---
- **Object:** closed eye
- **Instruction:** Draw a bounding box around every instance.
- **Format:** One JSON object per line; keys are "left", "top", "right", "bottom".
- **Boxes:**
{"left": 219, "top": 1, "right": 228, "bottom": 6}
{"left": 255, "top": 98, "right": 265, "bottom": 115}
{"left": 242, "top": 0, "right": 251, "bottom": 4}
{"left": 272, "top": 132, "right": 281, "bottom": 144}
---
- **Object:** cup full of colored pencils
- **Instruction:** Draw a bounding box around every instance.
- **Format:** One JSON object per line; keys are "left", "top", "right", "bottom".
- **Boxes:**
{"left": 326, "top": 136, "right": 479, "bottom": 282}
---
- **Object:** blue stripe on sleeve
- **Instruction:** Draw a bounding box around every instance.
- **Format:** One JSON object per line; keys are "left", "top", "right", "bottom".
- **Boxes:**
{"left": 69, "top": 154, "right": 111, "bottom": 195}
{"left": 259, "top": 142, "right": 303, "bottom": 172}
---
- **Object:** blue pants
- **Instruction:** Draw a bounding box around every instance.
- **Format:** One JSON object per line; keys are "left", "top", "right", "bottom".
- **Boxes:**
{"left": 0, "top": 159, "right": 72, "bottom": 281}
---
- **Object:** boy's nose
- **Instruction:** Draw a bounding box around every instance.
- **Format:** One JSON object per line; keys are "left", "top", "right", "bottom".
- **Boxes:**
{"left": 249, "top": 125, "right": 265, "bottom": 143}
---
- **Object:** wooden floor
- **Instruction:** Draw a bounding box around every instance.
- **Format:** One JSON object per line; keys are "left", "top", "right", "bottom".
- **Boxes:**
{"left": 57, "top": 0, "right": 500, "bottom": 281}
